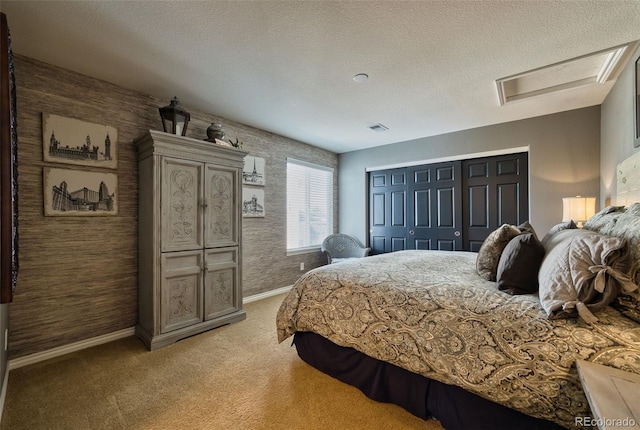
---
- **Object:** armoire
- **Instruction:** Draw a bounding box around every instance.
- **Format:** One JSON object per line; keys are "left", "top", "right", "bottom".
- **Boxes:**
{"left": 134, "top": 130, "right": 247, "bottom": 350}
{"left": 369, "top": 152, "right": 529, "bottom": 254}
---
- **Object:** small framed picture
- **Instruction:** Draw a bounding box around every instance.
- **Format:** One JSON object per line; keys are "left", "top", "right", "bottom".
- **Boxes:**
{"left": 242, "top": 187, "right": 264, "bottom": 217}
{"left": 243, "top": 156, "right": 265, "bottom": 186}
{"left": 43, "top": 113, "right": 118, "bottom": 168}
{"left": 43, "top": 167, "right": 118, "bottom": 216}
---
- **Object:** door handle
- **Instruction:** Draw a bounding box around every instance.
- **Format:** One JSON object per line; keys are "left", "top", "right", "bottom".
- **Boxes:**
{"left": 409, "top": 230, "right": 415, "bottom": 235}
{"left": 454, "top": 231, "right": 461, "bottom": 237}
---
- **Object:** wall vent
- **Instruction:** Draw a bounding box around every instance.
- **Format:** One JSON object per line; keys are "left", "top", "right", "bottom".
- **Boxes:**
{"left": 368, "top": 123, "right": 389, "bottom": 132}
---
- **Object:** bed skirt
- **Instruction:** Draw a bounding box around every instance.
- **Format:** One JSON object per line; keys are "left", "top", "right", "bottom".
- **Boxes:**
{"left": 293, "top": 331, "right": 565, "bottom": 430}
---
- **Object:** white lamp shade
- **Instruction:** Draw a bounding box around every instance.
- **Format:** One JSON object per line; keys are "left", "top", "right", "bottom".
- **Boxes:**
{"left": 562, "top": 196, "right": 596, "bottom": 223}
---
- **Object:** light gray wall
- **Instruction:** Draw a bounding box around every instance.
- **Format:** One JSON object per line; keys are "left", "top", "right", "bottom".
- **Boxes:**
{"left": 339, "top": 106, "right": 601, "bottom": 245}
{"left": 601, "top": 45, "right": 640, "bottom": 203}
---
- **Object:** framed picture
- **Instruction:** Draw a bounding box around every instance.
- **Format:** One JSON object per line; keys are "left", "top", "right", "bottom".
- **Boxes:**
{"left": 242, "top": 187, "right": 265, "bottom": 217}
{"left": 43, "top": 167, "right": 118, "bottom": 216}
{"left": 243, "top": 156, "right": 265, "bottom": 186}
{"left": 0, "top": 12, "right": 18, "bottom": 303}
{"left": 635, "top": 56, "right": 640, "bottom": 148}
{"left": 43, "top": 113, "right": 118, "bottom": 168}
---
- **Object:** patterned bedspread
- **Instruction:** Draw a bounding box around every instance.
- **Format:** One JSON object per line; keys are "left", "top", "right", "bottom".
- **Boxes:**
{"left": 276, "top": 250, "right": 640, "bottom": 429}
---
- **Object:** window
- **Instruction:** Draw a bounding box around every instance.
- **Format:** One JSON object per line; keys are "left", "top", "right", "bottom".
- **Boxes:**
{"left": 286, "top": 158, "right": 333, "bottom": 252}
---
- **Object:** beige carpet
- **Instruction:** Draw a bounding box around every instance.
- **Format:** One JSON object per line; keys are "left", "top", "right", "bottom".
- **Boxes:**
{"left": 1, "top": 293, "right": 444, "bottom": 430}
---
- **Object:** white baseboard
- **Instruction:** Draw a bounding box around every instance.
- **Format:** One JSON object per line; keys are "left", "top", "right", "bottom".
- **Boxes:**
{"left": 0, "top": 365, "right": 8, "bottom": 424}
{"left": 5, "top": 286, "right": 292, "bottom": 371}
{"left": 243, "top": 285, "right": 292, "bottom": 304}
{"left": 8, "top": 327, "right": 135, "bottom": 371}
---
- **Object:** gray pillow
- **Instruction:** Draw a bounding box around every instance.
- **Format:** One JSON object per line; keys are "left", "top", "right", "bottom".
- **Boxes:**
{"left": 517, "top": 220, "right": 538, "bottom": 240}
{"left": 538, "top": 229, "right": 633, "bottom": 322}
{"left": 541, "top": 220, "right": 577, "bottom": 249}
{"left": 476, "top": 224, "right": 521, "bottom": 281}
{"left": 497, "top": 233, "right": 545, "bottom": 295}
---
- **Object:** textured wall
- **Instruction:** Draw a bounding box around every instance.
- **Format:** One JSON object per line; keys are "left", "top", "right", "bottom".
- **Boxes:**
{"left": 10, "top": 55, "right": 336, "bottom": 358}
{"left": 601, "top": 44, "right": 640, "bottom": 205}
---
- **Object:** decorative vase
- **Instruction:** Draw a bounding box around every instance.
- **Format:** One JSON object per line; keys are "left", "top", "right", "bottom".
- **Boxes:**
{"left": 206, "top": 123, "right": 225, "bottom": 141}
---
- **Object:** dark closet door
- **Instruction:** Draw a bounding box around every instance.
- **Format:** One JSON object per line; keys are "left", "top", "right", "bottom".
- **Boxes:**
{"left": 407, "top": 162, "right": 462, "bottom": 251}
{"left": 369, "top": 168, "right": 408, "bottom": 254}
{"left": 462, "top": 152, "right": 529, "bottom": 252}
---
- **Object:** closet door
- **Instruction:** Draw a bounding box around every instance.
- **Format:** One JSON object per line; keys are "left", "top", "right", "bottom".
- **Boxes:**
{"left": 369, "top": 168, "right": 407, "bottom": 254}
{"left": 368, "top": 152, "right": 529, "bottom": 254}
{"left": 462, "top": 152, "right": 529, "bottom": 251}
{"left": 407, "top": 162, "right": 462, "bottom": 250}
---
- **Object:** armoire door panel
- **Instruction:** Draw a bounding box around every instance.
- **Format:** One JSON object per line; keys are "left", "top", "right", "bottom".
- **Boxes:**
{"left": 161, "top": 250, "right": 203, "bottom": 333}
{"left": 161, "top": 157, "right": 203, "bottom": 252}
{"left": 204, "top": 165, "right": 238, "bottom": 248}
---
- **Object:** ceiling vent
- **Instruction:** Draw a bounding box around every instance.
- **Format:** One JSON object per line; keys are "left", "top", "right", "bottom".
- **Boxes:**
{"left": 368, "top": 123, "right": 389, "bottom": 132}
{"left": 496, "top": 41, "right": 639, "bottom": 106}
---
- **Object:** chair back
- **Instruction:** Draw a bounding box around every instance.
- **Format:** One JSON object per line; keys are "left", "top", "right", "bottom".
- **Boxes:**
{"left": 321, "top": 234, "right": 370, "bottom": 263}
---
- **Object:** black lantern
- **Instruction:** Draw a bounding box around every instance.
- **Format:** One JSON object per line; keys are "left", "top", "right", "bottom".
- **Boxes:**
{"left": 159, "top": 96, "right": 190, "bottom": 136}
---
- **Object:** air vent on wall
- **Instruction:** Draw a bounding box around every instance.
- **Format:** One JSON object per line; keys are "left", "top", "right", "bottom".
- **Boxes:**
{"left": 368, "top": 123, "right": 389, "bottom": 132}
{"left": 496, "top": 41, "right": 639, "bottom": 106}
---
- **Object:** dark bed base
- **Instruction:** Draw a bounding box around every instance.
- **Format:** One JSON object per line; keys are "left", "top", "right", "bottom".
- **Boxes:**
{"left": 293, "top": 331, "right": 566, "bottom": 430}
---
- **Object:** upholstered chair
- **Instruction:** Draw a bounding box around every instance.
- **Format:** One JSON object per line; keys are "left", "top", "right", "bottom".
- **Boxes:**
{"left": 321, "top": 234, "right": 371, "bottom": 264}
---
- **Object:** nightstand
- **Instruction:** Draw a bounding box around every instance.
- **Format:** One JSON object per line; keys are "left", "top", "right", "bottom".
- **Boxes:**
{"left": 576, "top": 360, "right": 640, "bottom": 430}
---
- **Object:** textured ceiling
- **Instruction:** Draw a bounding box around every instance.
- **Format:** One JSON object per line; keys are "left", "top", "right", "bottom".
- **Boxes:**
{"left": 2, "top": 1, "right": 640, "bottom": 154}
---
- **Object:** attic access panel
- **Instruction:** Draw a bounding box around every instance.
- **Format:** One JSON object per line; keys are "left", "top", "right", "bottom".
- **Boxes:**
{"left": 496, "top": 41, "right": 639, "bottom": 105}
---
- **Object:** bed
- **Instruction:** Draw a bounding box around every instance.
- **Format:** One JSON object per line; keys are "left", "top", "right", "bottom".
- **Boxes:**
{"left": 276, "top": 204, "right": 640, "bottom": 430}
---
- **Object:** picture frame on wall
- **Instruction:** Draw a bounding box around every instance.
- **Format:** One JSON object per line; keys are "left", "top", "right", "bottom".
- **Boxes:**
{"left": 43, "top": 167, "right": 118, "bottom": 216}
{"left": 42, "top": 113, "right": 118, "bottom": 168}
{"left": 635, "top": 56, "right": 640, "bottom": 148}
{"left": 242, "top": 155, "right": 265, "bottom": 186}
{"left": 242, "top": 187, "right": 264, "bottom": 217}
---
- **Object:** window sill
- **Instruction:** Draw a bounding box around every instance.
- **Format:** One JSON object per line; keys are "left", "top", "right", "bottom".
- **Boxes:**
{"left": 286, "top": 246, "right": 321, "bottom": 256}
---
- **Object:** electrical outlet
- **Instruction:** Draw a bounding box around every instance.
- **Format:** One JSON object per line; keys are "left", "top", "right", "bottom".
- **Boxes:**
{"left": 299, "top": 262, "right": 305, "bottom": 271}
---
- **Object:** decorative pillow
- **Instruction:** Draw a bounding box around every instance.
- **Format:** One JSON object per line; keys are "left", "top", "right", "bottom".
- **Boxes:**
{"left": 538, "top": 229, "right": 634, "bottom": 323}
{"left": 496, "top": 233, "right": 545, "bottom": 295}
{"left": 476, "top": 224, "right": 521, "bottom": 281}
{"left": 517, "top": 221, "right": 538, "bottom": 240}
{"left": 581, "top": 203, "right": 640, "bottom": 323}
{"left": 540, "top": 220, "right": 577, "bottom": 249}
{"left": 583, "top": 205, "right": 625, "bottom": 234}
